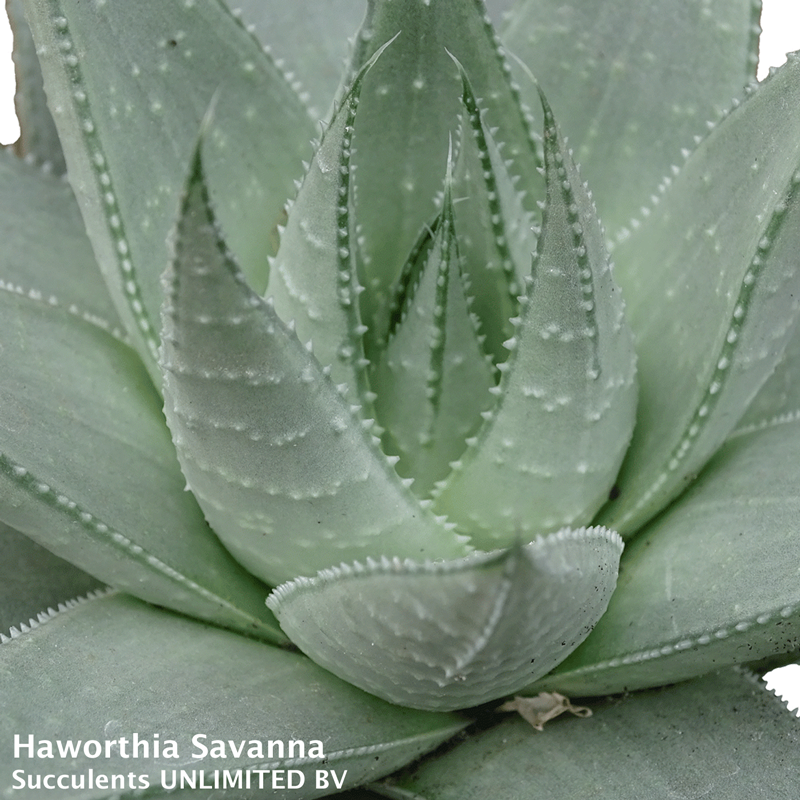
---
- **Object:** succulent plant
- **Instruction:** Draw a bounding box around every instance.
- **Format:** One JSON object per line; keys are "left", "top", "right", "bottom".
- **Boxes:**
{"left": 2, "top": 0, "right": 800, "bottom": 796}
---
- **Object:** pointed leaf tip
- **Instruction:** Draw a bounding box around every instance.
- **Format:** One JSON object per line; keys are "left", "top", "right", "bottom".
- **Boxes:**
{"left": 161, "top": 149, "right": 468, "bottom": 586}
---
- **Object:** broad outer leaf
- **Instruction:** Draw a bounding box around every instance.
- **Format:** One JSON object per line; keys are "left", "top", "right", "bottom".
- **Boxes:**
{"left": 0, "top": 592, "right": 467, "bottom": 800}
{"left": 0, "top": 148, "right": 122, "bottom": 341}
{"left": 392, "top": 670, "right": 800, "bottom": 800}
{"left": 0, "top": 523, "right": 101, "bottom": 636}
{"left": 0, "top": 287, "right": 283, "bottom": 643}
{"left": 23, "top": 0, "right": 314, "bottom": 377}
{"left": 434, "top": 93, "right": 636, "bottom": 549}
{"left": 502, "top": 0, "right": 761, "bottom": 239}
{"left": 533, "top": 415, "right": 800, "bottom": 696}
{"left": 161, "top": 151, "right": 469, "bottom": 587}
{"left": 7, "top": 0, "right": 65, "bottom": 171}
{"left": 268, "top": 528, "right": 622, "bottom": 711}
{"left": 601, "top": 55, "right": 800, "bottom": 535}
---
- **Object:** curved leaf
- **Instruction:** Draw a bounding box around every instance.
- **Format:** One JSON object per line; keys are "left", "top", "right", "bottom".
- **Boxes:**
{"left": 434, "top": 92, "right": 636, "bottom": 548}
{"left": 266, "top": 41, "right": 388, "bottom": 396}
{"left": 534, "top": 415, "right": 800, "bottom": 696}
{"left": 0, "top": 288, "right": 282, "bottom": 643}
{"left": 601, "top": 55, "right": 800, "bottom": 535}
{"left": 268, "top": 528, "right": 622, "bottom": 711}
{"left": 392, "top": 670, "right": 800, "bottom": 800}
{"left": 501, "top": 0, "right": 761, "bottom": 239}
{"left": 0, "top": 592, "right": 467, "bottom": 800}
{"left": 448, "top": 60, "right": 538, "bottom": 364}
{"left": 23, "top": 0, "right": 315, "bottom": 377}
{"left": 161, "top": 150, "right": 469, "bottom": 587}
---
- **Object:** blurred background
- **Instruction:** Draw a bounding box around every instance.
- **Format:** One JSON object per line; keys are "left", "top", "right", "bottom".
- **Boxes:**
{"left": 0, "top": 1, "right": 798, "bottom": 715}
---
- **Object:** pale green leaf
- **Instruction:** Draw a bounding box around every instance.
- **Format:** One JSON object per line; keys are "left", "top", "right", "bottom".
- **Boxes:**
{"left": 735, "top": 312, "right": 800, "bottom": 432}
{"left": 501, "top": 0, "right": 761, "bottom": 239}
{"left": 161, "top": 151, "right": 470, "bottom": 587}
{"left": 449, "top": 60, "right": 538, "bottom": 364}
{"left": 22, "top": 0, "right": 315, "bottom": 378}
{"left": 434, "top": 93, "right": 636, "bottom": 549}
{"left": 0, "top": 288, "right": 283, "bottom": 643}
{"left": 0, "top": 148, "right": 122, "bottom": 339}
{"left": 371, "top": 156, "right": 495, "bottom": 496}
{"left": 0, "top": 523, "right": 101, "bottom": 636}
{"left": 534, "top": 416, "right": 800, "bottom": 696}
{"left": 0, "top": 592, "right": 467, "bottom": 800}
{"left": 266, "top": 42, "right": 388, "bottom": 396}
{"left": 268, "top": 528, "right": 622, "bottom": 711}
{"left": 391, "top": 670, "right": 800, "bottom": 800}
{"left": 345, "top": 0, "right": 539, "bottom": 342}
{"left": 225, "top": 0, "right": 366, "bottom": 118}
{"left": 7, "top": 0, "right": 65, "bottom": 171}
{"left": 600, "top": 55, "right": 800, "bottom": 535}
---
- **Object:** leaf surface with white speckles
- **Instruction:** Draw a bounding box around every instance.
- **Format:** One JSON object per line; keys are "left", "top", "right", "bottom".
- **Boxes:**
{"left": 161, "top": 151, "right": 469, "bottom": 586}
{"left": 433, "top": 92, "right": 636, "bottom": 549}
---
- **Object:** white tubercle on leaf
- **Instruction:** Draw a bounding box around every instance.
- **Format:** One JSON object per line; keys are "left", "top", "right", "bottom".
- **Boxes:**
{"left": 371, "top": 145, "right": 496, "bottom": 496}
{"left": 266, "top": 38, "right": 396, "bottom": 399}
{"left": 433, "top": 89, "right": 637, "bottom": 550}
{"left": 448, "top": 55, "right": 539, "bottom": 366}
{"left": 159, "top": 147, "right": 470, "bottom": 586}
{"left": 267, "top": 527, "right": 623, "bottom": 711}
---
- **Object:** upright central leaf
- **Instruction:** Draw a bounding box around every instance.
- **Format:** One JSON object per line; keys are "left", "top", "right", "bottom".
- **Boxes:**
{"left": 433, "top": 92, "right": 637, "bottom": 549}
{"left": 345, "top": 0, "right": 541, "bottom": 348}
{"left": 371, "top": 151, "right": 495, "bottom": 496}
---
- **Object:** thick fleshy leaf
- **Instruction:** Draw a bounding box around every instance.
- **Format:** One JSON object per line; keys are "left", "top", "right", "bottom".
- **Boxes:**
{"left": 0, "top": 287, "right": 283, "bottom": 643}
{"left": 268, "top": 528, "right": 622, "bottom": 711}
{"left": 7, "top": 0, "right": 65, "bottom": 171}
{"left": 371, "top": 156, "right": 495, "bottom": 496}
{"left": 345, "top": 0, "right": 540, "bottom": 341}
{"left": 0, "top": 523, "right": 101, "bottom": 636}
{"left": 0, "top": 148, "right": 122, "bottom": 340}
{"left": 501, "top": 0, "right": 761, "bottom": 239}
{"left": 266, "top": 43, "right": 388, "bottom": 396}
{"left": 433, "top": 94, "right": 636, "bottom": 549}
{"left": 23, "top": 0, "right": 315, "bottom": 377}
{"left": 0, "top": 592, "right": 467, "bottom": 799}
{"left": 449, "top": 60, "right": 538, "bottom": 363}
{"left": 161, "top": 151, "right": 469, "bottom": 587}
{"left": 391, "top": 670, "right": 800, "bottom": 799}
{"left": 600, "top": 56, "right": 800, "bottom": 535}
{"left": 533, "top": 415, "right": 800, "bottom": 696}
{"left": 225, "top": 0, "right": 366, "bottom": 119}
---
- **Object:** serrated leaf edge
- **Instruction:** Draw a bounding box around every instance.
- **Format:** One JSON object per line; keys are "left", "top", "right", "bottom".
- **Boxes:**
{"left": 548, "top": 599, "right": 800, "bottom": 683}
{"left": 267, "top": 525, "right": 622, "bottom": 609}
{"left": 39, "top": 5, "right": 158, "bottom": 360}
{"left": 613, "top": 170, "right": 800, "bottom": 532}
{"left": 0, "top": 585, "right": 114, "bottom": 643}
{"left": 0, "top": 451, "right": 276, "bottom": 637}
